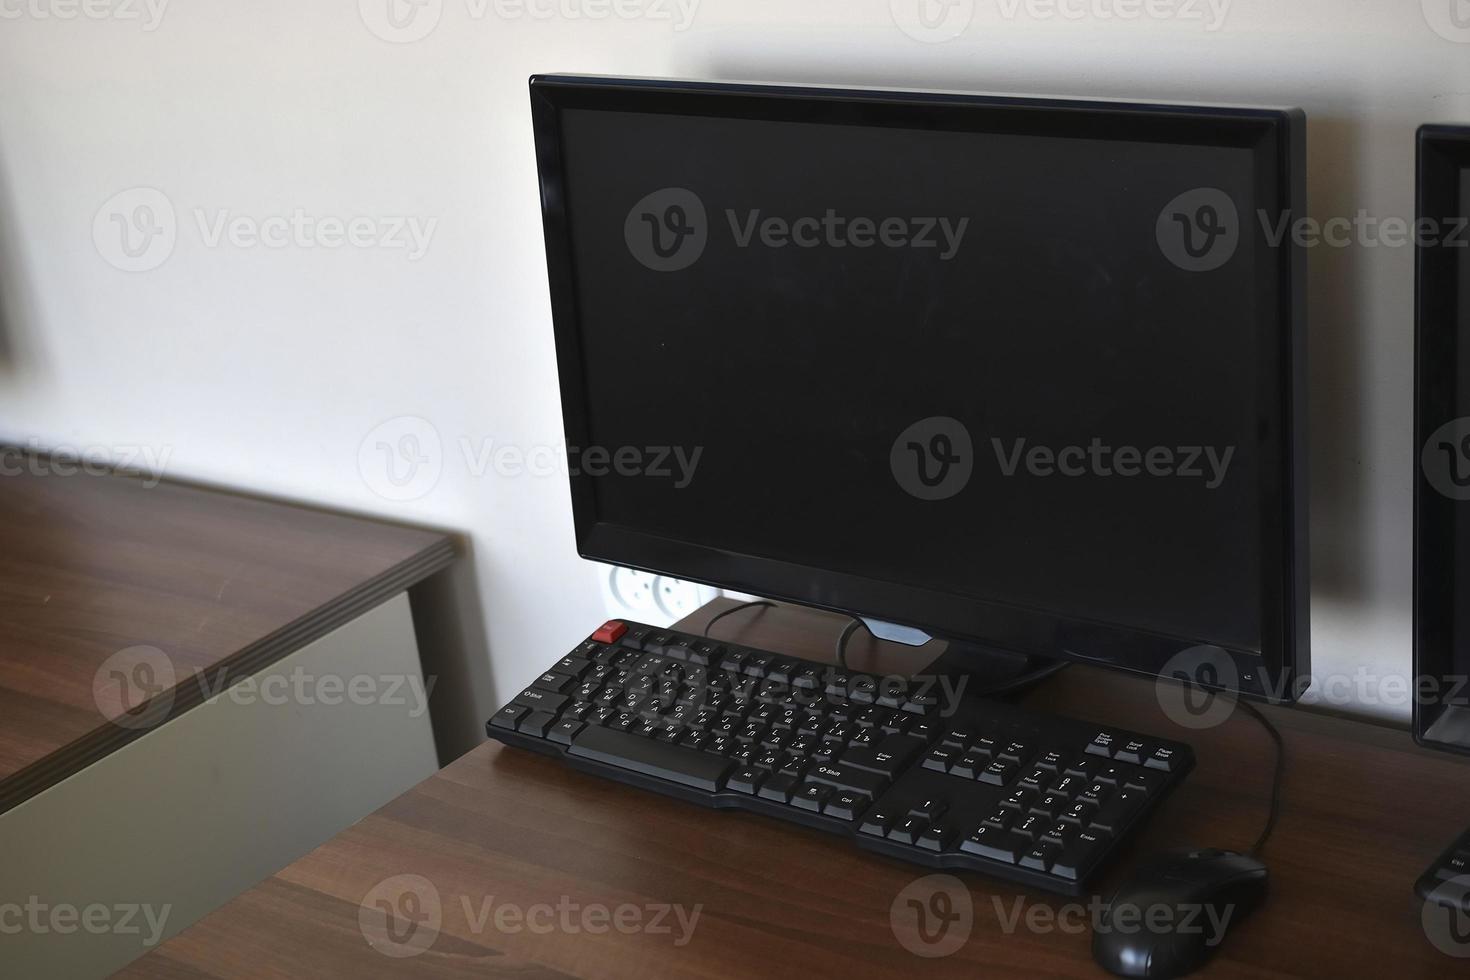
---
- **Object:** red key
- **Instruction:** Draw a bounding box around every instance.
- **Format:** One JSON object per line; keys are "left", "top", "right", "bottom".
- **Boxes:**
{"left": 591, "top": 620, "right": 627, "bottom": 644}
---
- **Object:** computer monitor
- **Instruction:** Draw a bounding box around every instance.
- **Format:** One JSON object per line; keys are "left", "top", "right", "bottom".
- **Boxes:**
{"left": 531, "top": 75, "right": 1308, "bottom": 701}
{"left": 1415, "top": 123, "right": 1470, "bottom": 754}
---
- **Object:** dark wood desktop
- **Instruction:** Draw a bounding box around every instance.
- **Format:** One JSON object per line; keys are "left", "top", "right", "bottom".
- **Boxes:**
{"left": 120, "top": 598, "right": 1470, "bottom": 979}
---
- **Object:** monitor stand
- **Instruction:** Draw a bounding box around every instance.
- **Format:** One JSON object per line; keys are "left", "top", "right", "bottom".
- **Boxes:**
{"left": 861, "top": 617, "right": 1063, "bottom": 701}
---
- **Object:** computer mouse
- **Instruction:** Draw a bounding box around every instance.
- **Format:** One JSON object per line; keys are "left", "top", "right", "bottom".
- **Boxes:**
{"left": 1092, "top": 848, "right": 1268, "bottom": 979}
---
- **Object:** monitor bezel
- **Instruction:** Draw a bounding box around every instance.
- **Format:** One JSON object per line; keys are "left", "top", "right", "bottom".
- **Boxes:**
{"left": 531, "top": 74, "right": 1309, "bottom": 702}
{"left": 1415, "top": 123, "right": 1470, "bottom": 753}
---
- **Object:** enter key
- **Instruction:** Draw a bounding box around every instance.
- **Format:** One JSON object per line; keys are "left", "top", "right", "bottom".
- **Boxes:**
{"left": 839, "top": 733, "right": 926, "bottom": 777}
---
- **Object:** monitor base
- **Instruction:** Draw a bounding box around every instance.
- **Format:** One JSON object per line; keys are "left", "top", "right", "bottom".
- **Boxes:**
{"left": 922, "top": 639, "right": 1065, "bottom": 701}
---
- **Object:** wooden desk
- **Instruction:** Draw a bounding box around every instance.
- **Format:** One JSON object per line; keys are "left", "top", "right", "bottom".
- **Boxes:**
{"left": 0, "top": 467, "right": 454, "bottom": 815}
{"left": 0, "top": 467, "right": 455, "bottom": 977}
{"left": 121, "top": 599, "right": 1470, "bottom": 978}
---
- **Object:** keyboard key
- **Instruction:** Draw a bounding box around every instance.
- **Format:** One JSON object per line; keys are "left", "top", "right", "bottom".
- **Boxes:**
{"left": 1085, "top": 731, "right": 1119, "bottom": 758}
{"left": 591, "top": 620, "right": 627, "bottom": 644}
{"left": 1145, "top": 746, "right": 1181, "bottom": 772}
{"left": 488, "top": 704, "right": 527, "bottom": 731}
{"left": 859, "top": 807, "right": 898, "bottom": 837}
{"left": 759, "top": 773, "right": 800, "bottom": 803}
{"left": 949, "top": 753, "right": 985, "bottom": 779}
{"left": 961, "top": 825, "right": 1024, "bottom": 863}
{"left": 518, "top": 711, "right": 556, "bottom": 738}
{"left": 1090, "top": 789, "right": 1147, "bottom": 834}
{"left": 1114, "top": 739, "right": 1150, "bottom": 765}
{"left": 1019, "top": 841, "right": 1059, "bottom": 871}
{"left": 1013, "top": 814, "right": 1048, "bottom": 841}
{"left": 532, "top": 670, "right": 575, "bottom": 694}
{"left": 1124, "top": 770, "right": 1165, "bottom": 794}
{"left": 979, "top": 759, "right": 1018, "bottom": 786}
{"left": 824, "top": 791, "right": 871, "bottom": 821}
{"left": 1019, "top": 768, "right": 1049, "bottom": 791}
{"left": 922, "top": 746, "right": 957, "bottom": 772}
{"left": 569, "top": 726, "right": 735, "bottom": 792}
{"left": 888, "top": 816, "right": 928, "bottom": 845}
{"left": 792, "top": 783, "right": 830, "bottom": 811}
{"left": 727, "top": 766, "right": 764, "bottom": 794}
{"left": 983, "top": 807, "right": 1013, "bottom": 830}
{"left": 1035, "top": 750, "right": 1066, "bottom": 772}
{"left": 910, "top": 797, "right": 948, "bottom": 821}
{"left": 918, "top": 823, "right": 957, "bottom": 852}
{"left": 806, "top": 761, "right": 890, "bottom": 797}
{"left": 549, "top": 718, "right": 584, "bottom": 745}
{"left": 512, "top": 688, "right": 568, "bottom": 715}
{"left": 840, "top": 734, "right": 925, "bottom": 776}
{"left": 1052, "top": 830, "right": 1110, "bottom": 881}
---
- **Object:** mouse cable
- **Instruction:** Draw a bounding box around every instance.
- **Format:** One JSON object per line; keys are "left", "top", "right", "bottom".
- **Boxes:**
{"left": 1232, "top": 695, "right": 1286, "bottom": 856}
{"left": 703, "top": 599, "right": 776, "bottom": 638}
{"left": 835, "top": 615, "right": 1070, "bottom": 695}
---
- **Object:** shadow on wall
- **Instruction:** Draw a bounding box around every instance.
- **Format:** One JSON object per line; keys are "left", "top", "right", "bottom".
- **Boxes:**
{"left": 0, "top": 147, "right": 43, "bottom": 383}
{"left": 697, "top": 53, "right": 1395, "bottom": 614}
{"left": 409, "top": 542, "right": 498, "bottom": 765}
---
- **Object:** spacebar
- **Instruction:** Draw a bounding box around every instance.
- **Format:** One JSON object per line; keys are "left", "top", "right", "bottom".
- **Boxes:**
{"left": 569, "top": 727, "right": 734, "bottom": 792}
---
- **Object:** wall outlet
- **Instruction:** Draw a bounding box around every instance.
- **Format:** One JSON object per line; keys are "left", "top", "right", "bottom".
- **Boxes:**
{"left": 599, "top": 564, "right": 719, "bottom": 627}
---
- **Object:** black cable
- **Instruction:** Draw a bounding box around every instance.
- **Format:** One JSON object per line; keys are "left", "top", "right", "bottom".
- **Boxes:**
{"left": 969, "top": 658, "right": 1072, "bottom": 698}
{"left": 1232, "top": 695, "right": 1286, "bottom": 856}
{"left": 835, "top": 616, "right": 867, "bottom": 671}
{"left": 703, "top": 599, "right": 776, "bottom": 638}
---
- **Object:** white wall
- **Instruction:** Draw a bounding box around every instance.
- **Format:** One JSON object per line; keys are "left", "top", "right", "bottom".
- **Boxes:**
{"left": 1, "top": 0, "right": 1467, "bottom": 743}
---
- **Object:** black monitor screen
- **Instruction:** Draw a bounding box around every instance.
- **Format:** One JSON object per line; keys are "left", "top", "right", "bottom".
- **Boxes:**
{"left": 537, "top": 78, "right": 1305, "bottom": 689}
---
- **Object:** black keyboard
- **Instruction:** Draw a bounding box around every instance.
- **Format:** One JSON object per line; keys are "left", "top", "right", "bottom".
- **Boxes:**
{"left": 486, "top": 619, "right": 1195, "bottom": 895}
{"left": 1419, "top": 826, "right": 1470, "bottom": 910}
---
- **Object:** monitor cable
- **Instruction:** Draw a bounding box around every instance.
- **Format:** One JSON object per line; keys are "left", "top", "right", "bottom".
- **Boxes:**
{"left": 1231, "top": 695, "right": 1286, "bottom": 856}
{"left": 703, "top": 599, "right": 776, "bottom": 638}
